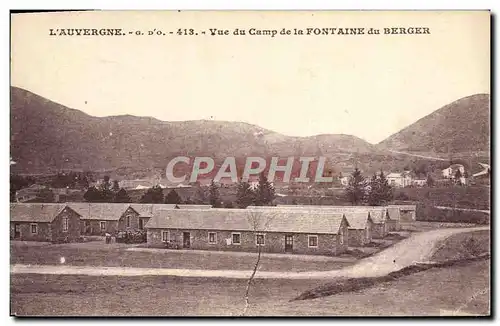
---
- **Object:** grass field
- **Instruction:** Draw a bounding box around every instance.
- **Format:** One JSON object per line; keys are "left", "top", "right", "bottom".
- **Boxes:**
{"left": 10, "top": 242, "right": 353, "bottom": 272}
{"left": 10, "top": 259, "right": 490, "bottom": 316}
{"left": 431, "top": 230, "right": 490, "bottom": 262}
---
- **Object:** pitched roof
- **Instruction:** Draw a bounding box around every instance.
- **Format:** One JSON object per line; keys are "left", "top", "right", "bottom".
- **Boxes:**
{"left": 10, "top": 203, "right": 78, "bottom": 223}
{"left": 67, "top": 203, "right": 132, "bottom": 220}
{"left": 389, "top": 204, "right": 417, "bottom": 211}
{"left": 129, "top": 204, "right": 178, "bottom": 217}
{"left": 387, "top": 207, "right": 401, "bottom": 220}
{"left": 145, "top": 209, "right": 346, "bottom": 234}
{"left": 344, "top": 211, "right": 372, "bottom": 229}
{"left": 368, "top": 208, "right": 388, "bottom": 223}
{"left": 177, "top": 204, "right": 213, "bottom": 210}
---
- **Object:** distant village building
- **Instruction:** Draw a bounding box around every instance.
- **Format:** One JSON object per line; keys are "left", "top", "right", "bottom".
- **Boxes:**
{"left": 10, "top": 203, "right": 82, "bottom": 242}
{"left": 442, "top": 164, "right": 465, "bottom": 179}
{"left": 15, "top": 184, "right": 48, "bottom": 202}
{"left": 412, "top": 178, "right": 427, "bottom": 187}
{"left": 340, "top": 176, "right": 351, "bottom": 187}
{"left": 386, "top": 171, "right": 413, "bottom": 188}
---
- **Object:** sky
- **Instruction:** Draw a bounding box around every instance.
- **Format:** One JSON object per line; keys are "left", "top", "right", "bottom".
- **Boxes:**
{"left": 11, "top": 11, "right": 490, "bottom": 144}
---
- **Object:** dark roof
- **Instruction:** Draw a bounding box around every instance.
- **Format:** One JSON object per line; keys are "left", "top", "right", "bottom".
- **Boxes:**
{"left": 67, "top": 203, "right": 132, "bottom": 220}
{"left": 10, "top": 203, "right": 79, "bottom": 223}
{"left": 344, "top": 211, "right": 372, "bottom": 229}
{"left": 387, "top": 207, "right": 401, "bottom": 220}
{"left": 176, "top": 204, "right": 213, "bottom": 210}
{"left": 389, "top": 204, "right": 417, "bottom": 211}
{"left": 145, "top": 209, "right": 346, "bottom": 234}
{"left": 129, "top": 204, "right": 179, "bottom": 217}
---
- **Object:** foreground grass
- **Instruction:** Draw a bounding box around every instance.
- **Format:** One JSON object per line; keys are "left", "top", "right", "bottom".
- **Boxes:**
{"left": 431, "top": 230, "right": 490, "bottom": 262}
{"left": 10, "top": 259, "right": 489, "bottom": 316}
{"left": 10, "top": 243, "right": 352, "bottom": 272}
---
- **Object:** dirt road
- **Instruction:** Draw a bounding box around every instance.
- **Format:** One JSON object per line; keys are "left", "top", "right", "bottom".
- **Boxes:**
{"left": 434, "top": 206, "right": 490, "bottom": 214}
{"left": 10, "top": 226, "right": 488, "bottom": 280}
{"left": 388, "top": 150, "right": 447, "bottom": 161}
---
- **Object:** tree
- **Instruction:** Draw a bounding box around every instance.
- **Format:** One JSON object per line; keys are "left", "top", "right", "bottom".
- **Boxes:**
{"left": 37, "top": 187, "right": 55, "bottom": 203}
{"left": 114, "top": 188, "right": 131, "bottom": 203}
{"left": 193, "top": 185, "right": 207, "bottom": 204}
{"left": 366, "top": 173, "right": 380, "bottom": 206}
{"left": 366, "top": 171, "right": 392, "bottom": 206}
{"left": 165, "top": 189, "right": 182, "bottom": 204}
{"left": 140, "top": 185, "right": 164, "bottom": 203}
{"left": 426, "top": 174, "right": 435, "bottom": 187}
{"left": 224, "top": 201, "right": 235, "bottom": 208}
{"left": 208, "top": 181, "right": 221, "bottom": 207}
{"left": 345, "top": 168, "right": 367, "bottom": 205}
{"left": 112, "top": 180, "right": 120, "bottom": 193}
{"left": 101, "top": 175, "right": 111, "bottom": 191}
{"left": 455, "top": 169, "right": 463, "bottom": 180}
{"left": 184, "top": 197, "right": 194, "bottom": 204}
{"left": 242, "top": 210, "right": 275, "bottom": 316}
{"left": 99, "top": 176, "right": 113, "bottom": 202}
{"left": 10, "top": 174, "right": 35, "bottom": 202}
{"left": 84, "top": 186, "right": 104, "bottom": 202}
{"left": 255, "top": 172, "right": 275, "bottom": 206}
{"left": 377, "top": 171, "right": 393, "bottom": 204}
{"left": 236, "top": 180, "right": 255, "bottom": 208}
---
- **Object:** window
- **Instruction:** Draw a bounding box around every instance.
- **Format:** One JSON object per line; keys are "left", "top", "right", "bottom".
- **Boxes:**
{"left": 232, "top": 233, "right": 241, "bottom": 245}
{"left": 339, "top": 229, "right": 344, "bottom": 245}
{"left": 308, "top": 235, "right": 318, "bottom": 248}
{"left": 208, "top": 232, "right": 217, "bottom": 244}
{"left": 15, "top": 224, "right": 20, "bottom": 232}
{"left": 162, "top": 231, "right": 169, "bottom": 242}
{"left": 62, "top": 217, "right": 69, "bottom": 232}
{"left": 30, "top": 223, "right": 38, "bottom": 234}
{"left": 255, "top": 233, "right": 265, "bottom": 246}
{"left": 126, "top": 216, "right": 131, "bottom": 228}
{"left": 100, "top": 221, "right": 106, "bottom": 231}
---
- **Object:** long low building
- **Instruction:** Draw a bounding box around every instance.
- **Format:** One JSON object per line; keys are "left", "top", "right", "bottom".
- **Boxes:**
{"left": 11, "top": 203, "right": 213, "bottom": 238}
{"left": 249, "top": 205, "right": 402, "bottom": 239}
{"left": 145, "top": 209, "right": 350, "bottom": 256}
{"left": 10, "top": 203, "right": 82, "bottom": 242}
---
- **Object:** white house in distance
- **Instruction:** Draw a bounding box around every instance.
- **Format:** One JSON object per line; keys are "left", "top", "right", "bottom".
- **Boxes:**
{"left": 442, "top": 164, "right": 466, "bottom": 185}
{"left": 386, "top": 171, "right": 413, "bottom": 188}
{"left": 442, "top": 164, "right": 465, "bottom": 179}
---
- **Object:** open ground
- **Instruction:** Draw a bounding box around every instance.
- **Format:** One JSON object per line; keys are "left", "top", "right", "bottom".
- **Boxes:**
{"left": 10, "top": 223, "right": 490, "bottom": 316}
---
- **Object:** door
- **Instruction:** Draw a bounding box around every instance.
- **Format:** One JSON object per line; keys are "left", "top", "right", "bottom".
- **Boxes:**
{"left": 285, "top": 234, "right": 293, "bottom": 253}
{"left": 84, "top": 221, "right": 91, "bottom": 234}
{"left": 183, "top": 232, "right": 191, "bottom": 248}
{"left": 14, "top": 223, "right": 21, "bottom": 239}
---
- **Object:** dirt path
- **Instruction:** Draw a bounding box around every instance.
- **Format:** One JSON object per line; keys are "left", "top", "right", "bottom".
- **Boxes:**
{"left": 434, "top": 206, "right": 490, "bottom": 214}
{"left": 388, "top": 150, "right": 447, "bottom": 161}
{"left": 10, "top": 226, "right": 488, "bottom": 280}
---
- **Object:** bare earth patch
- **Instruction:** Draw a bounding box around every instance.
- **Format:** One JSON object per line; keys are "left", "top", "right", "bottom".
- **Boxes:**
{"left": 10, "top": 259, "right": 490, "bottom": 316}
{"left": 10, "top": 242, "right": 353, "bottom": 273}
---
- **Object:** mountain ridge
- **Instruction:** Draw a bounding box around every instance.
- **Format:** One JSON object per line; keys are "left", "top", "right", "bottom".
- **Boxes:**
{"left": 10, "top": 86, "right": 377, "bottom": 173}
{"left": 377, "top": 93, "right": 490, "bottom": 153}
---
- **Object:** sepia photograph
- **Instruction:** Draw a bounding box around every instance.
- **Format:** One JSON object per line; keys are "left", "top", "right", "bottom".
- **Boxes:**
{"left": 9, "top": 10, "right": 491, "bottom": 317}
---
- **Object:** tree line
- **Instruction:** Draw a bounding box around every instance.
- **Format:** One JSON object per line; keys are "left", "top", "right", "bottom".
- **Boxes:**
{"left": 345, "top": 168, "right": 394, "bottom": 206}
{"left": 82, "top": 172, "right": 276, "bottom": 207}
